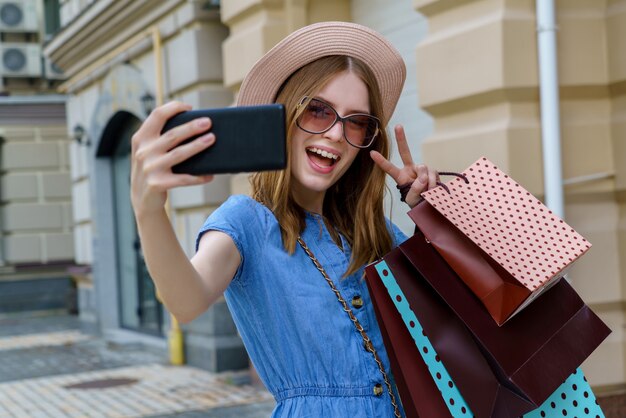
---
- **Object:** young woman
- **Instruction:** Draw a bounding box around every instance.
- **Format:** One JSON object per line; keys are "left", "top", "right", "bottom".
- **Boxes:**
{"left": 131, "top": 21, "right": 438, "bottom": 418}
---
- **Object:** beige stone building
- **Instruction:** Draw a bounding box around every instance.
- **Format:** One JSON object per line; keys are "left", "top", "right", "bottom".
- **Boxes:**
{"left": 0, "top": 0, "right": 75, "bottom": 315}
{"left": 42, "top": 0, "right": 624, "bottom": 400}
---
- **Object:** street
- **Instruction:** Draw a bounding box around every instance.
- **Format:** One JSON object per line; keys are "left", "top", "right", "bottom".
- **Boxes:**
{"left": 0, "top": 314, "right": 275, "bottom": 417}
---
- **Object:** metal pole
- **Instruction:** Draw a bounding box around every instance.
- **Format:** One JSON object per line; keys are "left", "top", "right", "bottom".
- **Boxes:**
{"left": 536, "top": 0, "right": 565, "bottom": 218}
{"left": 152, "top": 27, "right": 164, "bottom": 108}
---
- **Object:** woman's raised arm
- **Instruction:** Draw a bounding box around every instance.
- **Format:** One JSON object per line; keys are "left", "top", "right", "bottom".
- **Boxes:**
{"left": 130, "top": 101, "right": 240, "bottom": 323}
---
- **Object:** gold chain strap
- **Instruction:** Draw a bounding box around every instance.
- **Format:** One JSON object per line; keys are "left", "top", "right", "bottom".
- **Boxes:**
{"left": 297, "top": 237, "right": 402, "bottom": 418}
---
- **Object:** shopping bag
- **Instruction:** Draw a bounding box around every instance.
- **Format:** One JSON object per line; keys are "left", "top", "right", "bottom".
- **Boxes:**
{"left": 411, "top": 157, "right": 592, "bottom": 324}
{"left": 367, "top": 247, "right": 535, "bottom": 418}
{"left": 365, "top": 260, "right": 453, "bottom": 418}
{"left": 368, "top": 252, "right": 606, "bottom": 418}
{"left": 399, "top": 230, "right": 610, "bottom": 407}
{"left": 523, "top": 369, "right": 604, "bottom": 418}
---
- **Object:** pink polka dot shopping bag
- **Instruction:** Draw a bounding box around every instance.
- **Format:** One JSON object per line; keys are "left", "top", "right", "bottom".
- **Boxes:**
{"left": 411, "top": 156, "right": 592, "bottom": 325}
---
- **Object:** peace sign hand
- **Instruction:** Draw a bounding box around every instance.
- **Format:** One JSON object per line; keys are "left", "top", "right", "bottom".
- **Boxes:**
{"left": 370, "top": 125, "right": 439, "bottom": 209}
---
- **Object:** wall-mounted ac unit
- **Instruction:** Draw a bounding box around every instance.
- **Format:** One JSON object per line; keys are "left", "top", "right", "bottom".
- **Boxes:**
{"left": 0, "top": 43, "right": 41, "bottom": 77}
{"left": 43, "top": 57, "right": 64, "bottom": 80}
{"left": 0, "top": 0, "right": 38, "bottom": 33}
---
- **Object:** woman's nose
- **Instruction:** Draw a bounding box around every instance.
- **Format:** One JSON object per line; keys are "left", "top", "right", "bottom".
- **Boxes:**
{"left": 323, "top": 120, "right": 344, "bottom": 143}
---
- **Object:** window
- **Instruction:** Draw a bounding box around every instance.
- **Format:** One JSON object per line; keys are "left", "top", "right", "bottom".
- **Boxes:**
{"left": 43, "top": 0, "right": 60, "bottom": 40}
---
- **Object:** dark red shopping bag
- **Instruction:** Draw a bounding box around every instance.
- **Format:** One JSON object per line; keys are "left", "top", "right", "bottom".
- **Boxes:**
{"left": 365, "top": 262, "right": 451, "bottom": 418}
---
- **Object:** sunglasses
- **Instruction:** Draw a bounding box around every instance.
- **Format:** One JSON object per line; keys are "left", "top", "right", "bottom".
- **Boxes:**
{"left": 296, "top": 97, "right": 380, "bottom": 149}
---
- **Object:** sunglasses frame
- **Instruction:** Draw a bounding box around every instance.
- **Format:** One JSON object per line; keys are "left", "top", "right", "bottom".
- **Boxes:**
{"left": 295, "top": 96, "right": 381, "bottom": 149}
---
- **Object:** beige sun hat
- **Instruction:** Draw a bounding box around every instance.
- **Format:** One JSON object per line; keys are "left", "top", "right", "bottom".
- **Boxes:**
{"left": 237, "top": 21, "right": 406, "bottom": 124}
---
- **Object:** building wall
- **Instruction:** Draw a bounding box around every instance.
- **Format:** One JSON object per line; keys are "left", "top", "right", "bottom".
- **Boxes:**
{"left": 414, "top": 0, "right": 626, "bottom": 392}
{"left": 45, "top": 0, "right": 246, "bottom": 371}
{"left": 0, "top": 0, "right": 75, "bottom": 314}
{"left": 0, "top": 108, "right": 73, "bottom": 265}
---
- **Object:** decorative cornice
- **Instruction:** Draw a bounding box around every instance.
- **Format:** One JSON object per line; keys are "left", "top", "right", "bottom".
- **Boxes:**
{"left": 43, "top": 0, "right": 183, "bottom": 79}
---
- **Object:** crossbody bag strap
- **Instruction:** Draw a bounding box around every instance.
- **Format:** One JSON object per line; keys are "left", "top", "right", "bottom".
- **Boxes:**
{"left": 297, "top": 237, "right": 402, "bottom": 418}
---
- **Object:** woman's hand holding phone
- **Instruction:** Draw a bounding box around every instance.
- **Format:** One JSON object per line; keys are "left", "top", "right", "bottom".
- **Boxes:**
{"left": 130, "top": 101, "right": 237, "bottom": 323}
{"left": 130, "top": 101, "right": 216, "bottom": 218}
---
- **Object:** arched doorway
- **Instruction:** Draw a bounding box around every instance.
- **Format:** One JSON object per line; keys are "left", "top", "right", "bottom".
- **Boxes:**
{"left": 98, "top": 111, "right": 163, "bottom": 335}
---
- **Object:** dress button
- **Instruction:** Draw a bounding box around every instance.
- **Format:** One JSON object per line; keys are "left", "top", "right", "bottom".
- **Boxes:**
{"left": 373, "top": 383, "right": 384, "bottom": 396}
{"left": 351, "top": 295, "right": 363, "bottom": 308}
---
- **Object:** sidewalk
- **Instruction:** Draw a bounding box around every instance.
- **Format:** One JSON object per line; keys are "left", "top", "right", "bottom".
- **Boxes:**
{"left": 0, "top": 314, "right": 275, "bottom": 418}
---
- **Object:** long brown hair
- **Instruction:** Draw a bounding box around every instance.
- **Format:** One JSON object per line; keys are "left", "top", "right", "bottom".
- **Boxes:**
{"left": 251, "top": 55, "right": 393, "bottom": 276}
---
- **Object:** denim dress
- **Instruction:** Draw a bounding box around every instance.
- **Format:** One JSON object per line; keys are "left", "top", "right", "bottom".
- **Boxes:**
{"left": 197, "top": 195, "right": 408, "bottom": 417}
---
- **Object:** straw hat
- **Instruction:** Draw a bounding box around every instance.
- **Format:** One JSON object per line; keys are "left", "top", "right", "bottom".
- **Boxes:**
{"left": 237, "top": 21, "right": 406, "bottom": 124}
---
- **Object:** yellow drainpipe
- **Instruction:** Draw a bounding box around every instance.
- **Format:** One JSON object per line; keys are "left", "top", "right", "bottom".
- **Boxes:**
{"left": 152, "top": 26, "right": 185, "bottom": 366}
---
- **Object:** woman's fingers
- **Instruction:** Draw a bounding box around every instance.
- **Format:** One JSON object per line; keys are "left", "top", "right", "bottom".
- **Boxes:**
{"left": 146, "top": 133, "right": 215, "bottom": 172}
{"left": 416, "top": 164, "right": 428, "bottom": 185}
{"left": 428, "top": 167, "right": 439, "bottom": 190}
{"left": 371, "top": 125, "right": 441, "bottom": 207}
{"left": 412, "top": 165, "right": 440, "bottom": 192}
{"left": 156, "top": 173, "right": 215, "bottom": 191}
{"left": 403, "top": 166, "right": 441, "bottom": 207}
{"left": 132, "top": 101, "right": 192, "bottom": 149}
{"left": 133, "top": 101, "right": 215, "bottom": 173}
{"left": 370, "top": 151, "right": 430, "bottom": 188}
{"left": 394, "top": 125, "right": 414, "bottom": 167}
{"left": 130, "top": 101, "right": 219, "bottom": 215}
{"left": 375, "top": 124, "right": 420, "bottom": 184}
{"left": 156, "top": 117, "right": 212, "bottom": 153}
{"left": 370, "top": 150, "right": 402, "bottom": 182}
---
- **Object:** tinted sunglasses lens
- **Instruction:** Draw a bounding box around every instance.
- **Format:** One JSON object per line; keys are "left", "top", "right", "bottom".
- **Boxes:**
{"left": 344, "top": 115, "right": 379, "bottom": 147}
{"left": 297, "top": 99, "right": 336, "bottom": 133}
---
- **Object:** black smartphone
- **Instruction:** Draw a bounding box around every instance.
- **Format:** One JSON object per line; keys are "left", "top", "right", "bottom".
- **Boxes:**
{"left": 162, "top": 104, "right": 286, "bottom": 175}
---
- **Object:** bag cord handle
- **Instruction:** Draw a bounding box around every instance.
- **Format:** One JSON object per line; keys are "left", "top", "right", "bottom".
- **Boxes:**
{"left": 297, "top": 237, "right": 403, "bottom": 418}
{"left": 396, "top": 171, "right": 469, "bottom": 202}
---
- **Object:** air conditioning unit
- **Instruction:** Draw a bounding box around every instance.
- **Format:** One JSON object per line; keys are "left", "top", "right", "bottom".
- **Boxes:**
{"left": 0, "top": 43, "right": 41, "bottom": 77}
{"left": 43, "top": 57, "right": 65, "bottom": 80}
{"left": 0, "top": 0, "right": 38, "bottom": 33}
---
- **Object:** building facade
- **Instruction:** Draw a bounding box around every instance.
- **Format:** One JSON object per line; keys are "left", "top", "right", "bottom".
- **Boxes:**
{"left": 0, "top": 0, "right": 76, "bottom": 315}
{"left": 44, "top": 0, "right": 246, "bottom": 371}
{"left": 43, "top": 0, "right": 625, "bottom": 395}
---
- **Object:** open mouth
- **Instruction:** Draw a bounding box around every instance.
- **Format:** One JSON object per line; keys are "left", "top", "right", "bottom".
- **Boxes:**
{"left": 306, "top": 146, "right": 340, "bottom": 167}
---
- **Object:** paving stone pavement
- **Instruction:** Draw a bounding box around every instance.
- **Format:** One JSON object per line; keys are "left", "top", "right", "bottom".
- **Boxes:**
{"left": 0, "top": 314, "right": 275, "bottom": 417}
{"left": 7, "top": 314, "right": 624, "bottom": 417}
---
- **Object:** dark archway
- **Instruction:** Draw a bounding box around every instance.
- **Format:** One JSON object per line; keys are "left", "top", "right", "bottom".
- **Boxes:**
{"left": 98, "top": 110, "right": 162, "bottom": 335}
{"left": 95, "top": 110, "right": 138, "bottom": 157}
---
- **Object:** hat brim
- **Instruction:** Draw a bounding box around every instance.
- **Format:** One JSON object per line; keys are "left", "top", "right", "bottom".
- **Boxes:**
{"left": 237, "top": 21, "right": 406, "bottom": 125}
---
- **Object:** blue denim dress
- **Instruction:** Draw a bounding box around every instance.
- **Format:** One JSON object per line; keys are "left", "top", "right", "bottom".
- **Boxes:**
{"left": 197, "top": 195, "right": 408, "bottom": 417}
